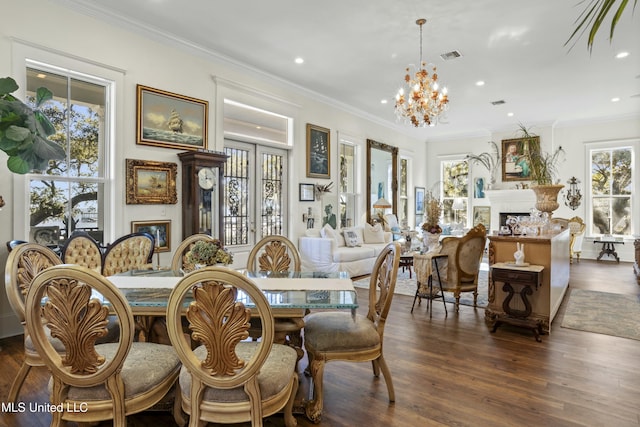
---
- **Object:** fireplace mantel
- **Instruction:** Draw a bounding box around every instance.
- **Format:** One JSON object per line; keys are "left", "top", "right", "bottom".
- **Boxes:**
{"left": 485, "top": 189, "right": 536, "bottom": 233}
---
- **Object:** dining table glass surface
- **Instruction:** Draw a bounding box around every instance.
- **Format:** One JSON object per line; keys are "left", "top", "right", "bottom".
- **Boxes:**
{"left": 103, "top": 268, "right": 358, "bottom": 312}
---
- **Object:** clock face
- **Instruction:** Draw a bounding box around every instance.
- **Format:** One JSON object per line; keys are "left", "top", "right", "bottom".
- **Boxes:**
{"left": 198, "top": 167, "right": 215, "bottom": 190}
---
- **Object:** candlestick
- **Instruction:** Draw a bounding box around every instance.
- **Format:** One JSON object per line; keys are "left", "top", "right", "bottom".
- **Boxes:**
{"left": 155, "top": 229, "right": 161, "bottom": 270}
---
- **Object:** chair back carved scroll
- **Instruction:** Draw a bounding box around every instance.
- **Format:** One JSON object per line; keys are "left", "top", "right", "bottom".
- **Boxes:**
{"left": 166, "top": 267, "right": 299, "bottom": 426}
{"left": 25, "top": 264, "right": 180, "bottom": 425}
{"left": 4, "top": 243, "right": 62, "bottom": 403}
{"left": 247, "top": 235, "right": 301, "bottom": 273}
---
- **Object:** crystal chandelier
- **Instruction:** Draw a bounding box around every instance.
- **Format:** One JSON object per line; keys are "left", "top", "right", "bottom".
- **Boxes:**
{"left": 395, "top": 18, "right": 449, "bottom": 127}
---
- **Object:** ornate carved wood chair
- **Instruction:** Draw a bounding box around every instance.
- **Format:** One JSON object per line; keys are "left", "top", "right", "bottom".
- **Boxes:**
{"left": 246, "top": 235, "right": 304, "bottom": 352}
{"left": 25, "top": 264, "right": 181, "bottom": 425}
{"left": 427, "top": 224, "right": 487, "bottom": 316}
{"left": 166, "top": 267, "right": 299, "bottom": 427}
{"left": 568, "top": 216, "right": 586, "bottom": 263}
{"left": 303, "top": 242, "right": 401, "bottom": 423}
{"left": 4, "top": 243, "right": 62, "bottom": 403}
{"left": 246, "top": 234, "right": 301, "bottom": 272}
{"left": 61, "top": 230, "right": 103, "bottom": 273}
{"left": 102, "top": 231, "right": 154, "bottom": 276}
{"left": 170, "top": 233, "right": 216, "bottom": 273}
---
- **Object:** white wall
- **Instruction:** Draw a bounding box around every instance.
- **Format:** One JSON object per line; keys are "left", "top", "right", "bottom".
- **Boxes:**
{"left": 427, "top": 118, "right": 640, "bottom": 262}
{"left": 0, "top": 0, "right": 428, "bottom": 337}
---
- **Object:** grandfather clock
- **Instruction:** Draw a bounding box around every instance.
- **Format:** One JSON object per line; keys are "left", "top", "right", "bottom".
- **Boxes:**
{"left": 178, "top": 150, "right": 228, "bottom": 240}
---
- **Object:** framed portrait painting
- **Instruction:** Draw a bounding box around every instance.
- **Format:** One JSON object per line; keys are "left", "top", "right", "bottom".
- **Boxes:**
{"left": 473, "top": 206, "right": 491, "bottom": 230}
{"left": 126, "top": 159, "right": 178, "bottom": 204}
{"left": 415, "top": 186, "right": 425, "bottom": 215}
{"left": 136, "top": 84, "right": 208, "bottom": 150}
{"left": 502, "top": 136, "right": 539, "bottom": 182}
{"left": 306, "top": 123, "right": 330, "bottom": 178}
{"left": 131, "top": 220, "right": 171, "bottom": 252}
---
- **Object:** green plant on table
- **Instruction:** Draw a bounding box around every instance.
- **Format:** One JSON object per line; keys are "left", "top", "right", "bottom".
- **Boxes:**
{"left": 186, "top": 239, "right": 234, "bottom": 266}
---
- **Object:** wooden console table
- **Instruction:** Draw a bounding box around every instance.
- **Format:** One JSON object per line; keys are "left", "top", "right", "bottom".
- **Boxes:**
{"left": 490, "top": 262, "right": 545, "bottom": 342}
{"left": 593, "top": 237, "right": 624, "bottom": 262}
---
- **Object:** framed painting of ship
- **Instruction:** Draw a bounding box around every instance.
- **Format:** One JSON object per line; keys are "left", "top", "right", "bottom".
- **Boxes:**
{"left": 306, "top": 123, "right": 330, "bottom": 178}
{"left": 136, "top": 84, "right": 208, "bottom": 150}
{"left": 126, "top": 158, "right": 178, "bottom": 204}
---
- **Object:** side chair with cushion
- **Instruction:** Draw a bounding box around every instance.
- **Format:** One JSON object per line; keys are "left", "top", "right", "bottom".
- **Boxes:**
{"left": 568, "top": 216, "right": 586, "bottom": 263}
{"left": 102, "top": 231, "right": 155, "bottom": 276}
{"left": 170, "top": 233, "right": 216, "bottom": 273}
{"left": 423, "top": 224, "right": 487, "bottom": 316}
{"left": 246, "top": 234, "right": 304, "bottom": 356}
{"left": 4, "top": 243, "right": 62, "bottom": 403}
{"left": 26, "top": 264, "right": 181, "bottom": 425}
{"left": 61, "top": 230, "right": 103, "bottom": 273}
{"left": 303, "top": 241, "right": 401, "bottom": 423}
{"left": 166, "top": 267, "right": 299, "bottom": 427}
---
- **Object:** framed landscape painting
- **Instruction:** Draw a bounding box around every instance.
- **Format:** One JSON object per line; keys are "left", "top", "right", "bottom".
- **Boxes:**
{"left": 306, "top": 123, "right": 330, "bottom": 178}
{"left": 126, "top": 159, "right": 178, "bottom": 204}
{"left": 131, "top": 220, "right": 171, "bottom": 252}
{"left": 136, "top": 84, "right": 208, "bottom": 150}
{"left": 473, "top": 206, "right": 491, "bottom": 230}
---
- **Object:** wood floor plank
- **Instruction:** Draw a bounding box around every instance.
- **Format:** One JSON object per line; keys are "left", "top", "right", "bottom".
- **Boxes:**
{"left": 1, "top": 260, "right": 639, "bottom": 426}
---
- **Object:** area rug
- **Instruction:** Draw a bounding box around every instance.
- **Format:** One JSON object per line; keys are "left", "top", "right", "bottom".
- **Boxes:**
{"left": 353, "top": 261, "right": 489, "bottom": 307}
{"left": 561, "top": 289, "right": 640, "bottom": 341}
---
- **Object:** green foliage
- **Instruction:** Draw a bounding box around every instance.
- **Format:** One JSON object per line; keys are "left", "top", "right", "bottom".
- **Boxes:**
{"left": 187, "top": 239, "right": 234, "bottom": 265}
{"left": 518, "top": 124, "right": 565, "bottom": 185}
{"left": 0, "top": 76, "right": 65, "bottom": 173}
{"left": 566, "top": 0, "right": 638, "bottom": 52}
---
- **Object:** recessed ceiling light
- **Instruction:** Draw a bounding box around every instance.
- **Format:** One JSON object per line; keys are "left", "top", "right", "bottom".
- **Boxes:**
{"left": 476, "top": 81, "right": 485, "bottom": 86}
{"left": 294, "top": 57, "right": 304, "bottom": 64}
{"left": 616, "top": 51, "right": 629, "bottom": 59}
{"left": 380, "top": 99, "right": 388, "bottom": 104}
{"left": 611, "top": 97, "right": 620, "bottom": 102}
{"left": 507, "top": 112, "right": 514, "bottom": 117}
{"left": 36, "top": 73, "right": 46, "bottom": 79}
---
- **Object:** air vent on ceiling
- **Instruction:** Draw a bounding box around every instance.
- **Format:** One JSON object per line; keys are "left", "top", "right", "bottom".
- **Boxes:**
{"left": 491, "top": 100, "right": 506, "bottom": 105}
{"left": 440, "top": 50, "right": 462, "bottom": 61}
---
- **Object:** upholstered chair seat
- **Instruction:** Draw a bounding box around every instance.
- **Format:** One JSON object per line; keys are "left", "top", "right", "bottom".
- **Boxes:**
{"left": 304, "top": 312, "right": 379, "bottom": 351}
{"left": 179, "top": 343, "right": 298, "bottom": 404}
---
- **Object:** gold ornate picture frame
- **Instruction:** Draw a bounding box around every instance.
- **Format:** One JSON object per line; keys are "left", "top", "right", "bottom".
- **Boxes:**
{"left": 136, "top": 84, "right": 208, "bottom": 150}
{"left": 131, "top": 220, "right": 171, "bottom": 252}
{"left": 126, "top": 159, "right": 177, "bottom": 204}
{"left": 502, "top": 136, "right": 539, "bottom": 182}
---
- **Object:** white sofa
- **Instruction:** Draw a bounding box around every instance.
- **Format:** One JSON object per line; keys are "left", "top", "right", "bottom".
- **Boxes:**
{"left": 298, "top": 224, "right": 392, "bottom": 278}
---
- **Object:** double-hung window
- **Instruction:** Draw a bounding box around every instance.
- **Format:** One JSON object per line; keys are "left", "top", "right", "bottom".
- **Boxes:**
{"left": 588, "top": 142, "right": 635, "bottom": 237}
{"left": 24, "top": 64, "right": 111, "bottom": 246}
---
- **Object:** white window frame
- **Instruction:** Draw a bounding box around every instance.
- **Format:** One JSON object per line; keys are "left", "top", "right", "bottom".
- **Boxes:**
{"left": 584, "top": 138, "right": 638, "bottom": 238}
{"left": 11, "top": 41, "right": 123, "bottom": 242}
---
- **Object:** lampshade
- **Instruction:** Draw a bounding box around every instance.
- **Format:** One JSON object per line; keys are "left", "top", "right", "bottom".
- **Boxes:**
{"left": 373, "top": 197, "right": 392, "bottom": 209}
{"left": 452, "top": 198, "right": 465, "bottom": 211}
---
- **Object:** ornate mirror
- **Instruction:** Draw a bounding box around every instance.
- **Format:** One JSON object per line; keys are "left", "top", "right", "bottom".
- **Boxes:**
{"left": 366, "top": 139, "right": 398, "bottom": 225}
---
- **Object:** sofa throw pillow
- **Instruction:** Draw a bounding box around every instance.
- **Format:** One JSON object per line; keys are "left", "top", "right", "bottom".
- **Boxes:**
{"left": 363, "top": 223, "right": 385, "bottom": 244}
{"left": 343, "top": 230, "right": 361, "bottom": 247}
{"left": 342, "top": 227, "right": 364, "bottom": 246}
{"left": 321, "top": 223, "right": 343, "bottom": 246}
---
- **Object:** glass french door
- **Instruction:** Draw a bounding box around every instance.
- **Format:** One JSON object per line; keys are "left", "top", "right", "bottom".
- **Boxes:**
{"left": 223, "top": 140, "right": 288, "bottom": 251}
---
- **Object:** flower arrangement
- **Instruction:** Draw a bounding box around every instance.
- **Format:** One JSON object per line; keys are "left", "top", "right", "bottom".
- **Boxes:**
{"left": 421, "top": 193, "right": 442, "bottom": 234}
{"left": 314, "top": 181, "right": 333, "bottom": 198}
{"left": 186, "top": 239, "right": 233, "bottom": 266}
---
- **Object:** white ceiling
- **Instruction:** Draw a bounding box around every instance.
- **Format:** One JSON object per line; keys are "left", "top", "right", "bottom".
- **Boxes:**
{"left": 58, "top": 0, "right": 640, "bottom": 141}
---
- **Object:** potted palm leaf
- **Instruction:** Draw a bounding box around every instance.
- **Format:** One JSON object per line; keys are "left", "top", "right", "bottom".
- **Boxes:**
{"left": 518, "top": 124, "right": 565, "bottom": 214}
{"left": 466, "top": 140, "right": 500, "bottom": 190}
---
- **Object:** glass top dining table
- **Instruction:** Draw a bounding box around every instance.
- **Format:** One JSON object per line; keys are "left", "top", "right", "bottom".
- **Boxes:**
{"left": 104, "top": 269, "right": 359, "bottom": 316}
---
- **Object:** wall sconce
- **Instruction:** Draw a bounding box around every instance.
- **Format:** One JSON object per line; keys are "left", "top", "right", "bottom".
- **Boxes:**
{"left": 564, "top": 176, "right": 582, "bottom": 210}
{"left": 0, "top": 195, "right": 5, "bottom": 210}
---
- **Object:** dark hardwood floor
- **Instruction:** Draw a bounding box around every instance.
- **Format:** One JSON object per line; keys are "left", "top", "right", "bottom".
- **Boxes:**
{"left": 1, "top": 260, "right": 639, "bottom": 427}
